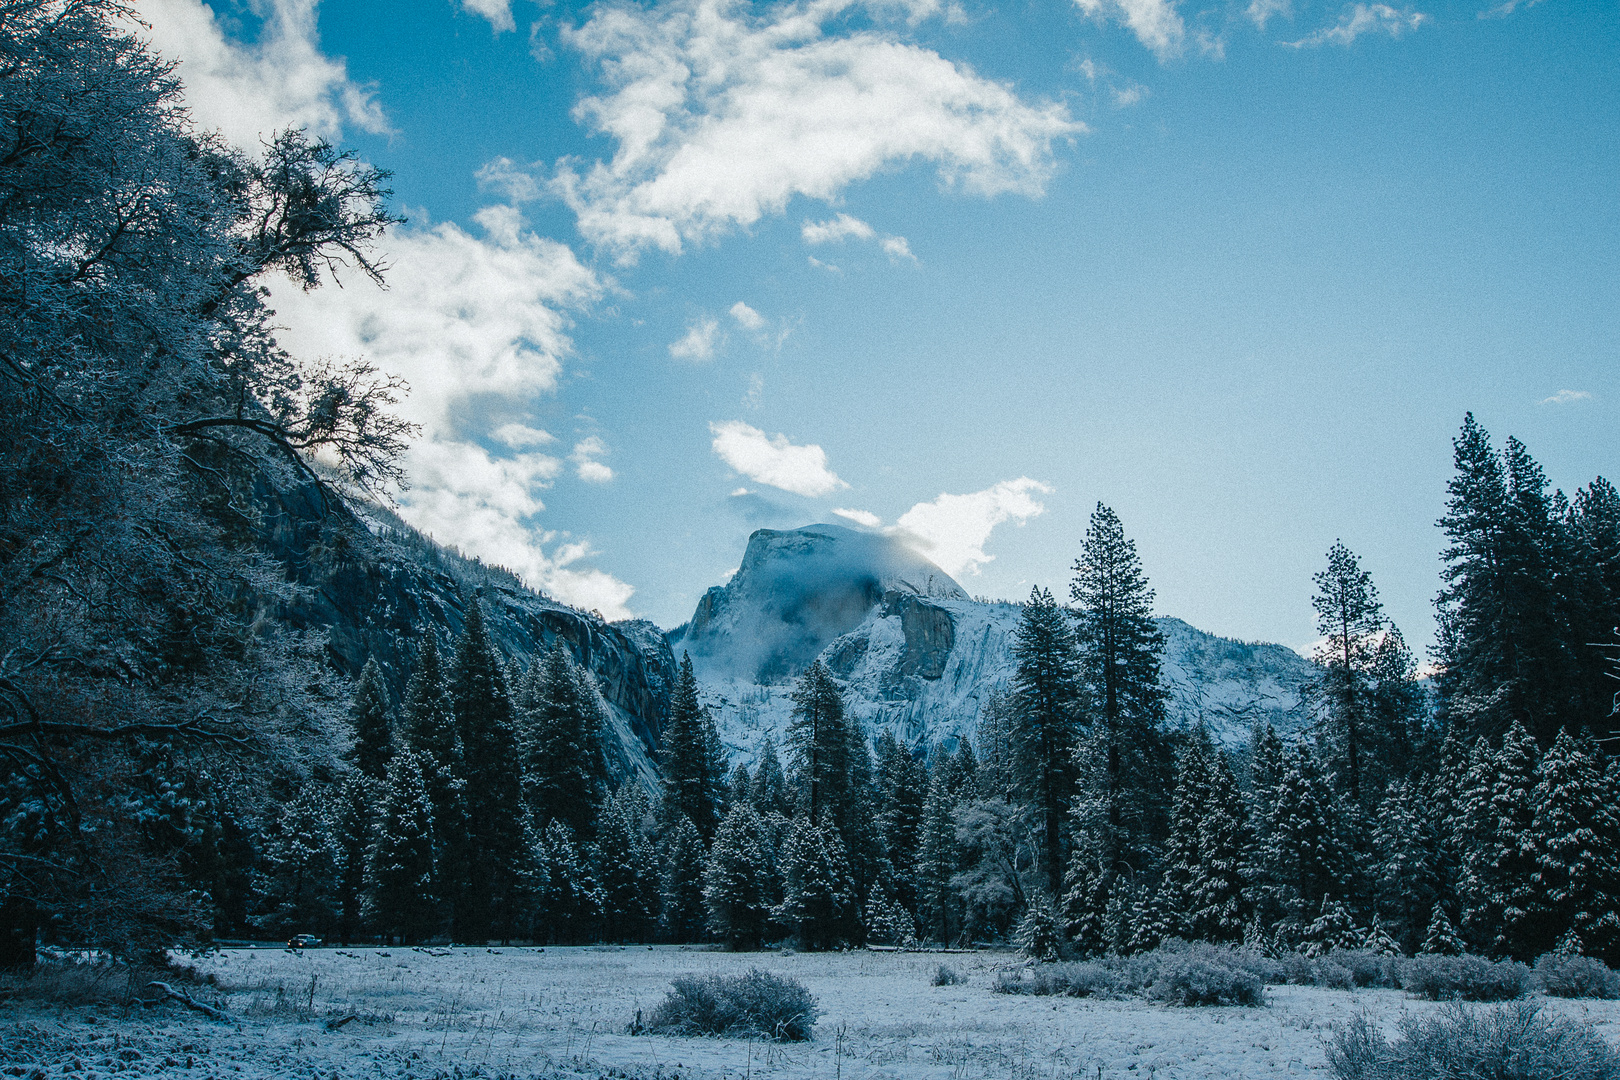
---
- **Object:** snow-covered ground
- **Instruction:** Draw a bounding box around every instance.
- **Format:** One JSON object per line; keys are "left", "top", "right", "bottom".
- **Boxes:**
{"left": 7, "top": 947, "right": 1620, "bottom": 1080}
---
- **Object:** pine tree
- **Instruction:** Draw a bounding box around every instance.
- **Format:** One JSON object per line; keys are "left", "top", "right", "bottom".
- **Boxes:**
{"left": 1156, "top": 734, "right": 1212, "bottom": 940}
{"left": 661, "top": 653, "right": 721, "bottom": 839}
{"left": 364, "top": 748, "right": 438, "bottom": 944}
{"left": 1252, "top": 743, "right": 1354, "bottom": 941}
{"left": 660, "top": 813, "right": 709, "bottom": 943}
{"left": 1529, "top": 731, "right": 1620, "bottom": 961}
{"left": 776, "top": 817, "right": 854, "bottom": 950}
{"left": 1010, "top": 585, "right": 1083, "bottom": 898}
{"left": 255, "top": 785, "right": 337, "bottom": 937}
{"left": 1308, "top": 542, "right": 1384, "bottom": 805}
{"left": 787, "top": 660, "right": 850, "bottom": 827}
{"left": 975, "top": 690, "right": 1018, "bottom": 800}
{"left": 1563, "top": 479, "right": 1620, "bottom": 739}
{"left": 594, "top": 787, "right": 655, "bottom": 943}
{"left": 331, "top": 773, "right": 377, "bottom": 945}
{"left": 703, "top": 803, "right": 773, "bottom": 949}
{"left": 519, "top": 645, "right": 607, "bottom": 840}
{"left": 1300, "top": 897, "right": 1363, "bottom": 958}
{"left": 1456, "top": 724, "right": 1539, "bottom": 957}
{"left": 917, "top": 770, "right": 959, "bottom": 944}
{"left": 348, "top": 657, "right": 395, "bottom": 781}
{"left": 403, "top": 635, "right": 455, "bottom": 765}
{"left": 1188, "top": 750, "right": 1248, "bottom": 943}
{"left": 1071, "top": 504, "right": 1170, "bottom": 885}
{"left": 1016, "top": 892, "right": 1062, "bottom": 961}
{"left": 537, "top": 820, "right": 601, "bottom": 943}
{"left": 1372, "top": 777, "right": 1440, "bottom": 955}
{"left": 749, "top": 733, "right": 789, "bottom": 816}
{"left": 1435, "top": 416, "right": 1570, "bottom": 745}
{"left": 448, "top": 598, "right": 528, "bottom": 944}
{"left": 876, "top": 733, "right": 926, "bottom": 915}
{"left": 1421, "top": 903, "right": 1464, "bottom": 956}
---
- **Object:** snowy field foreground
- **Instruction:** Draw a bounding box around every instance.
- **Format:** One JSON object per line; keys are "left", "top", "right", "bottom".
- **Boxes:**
{"left": 7, "top": 946, "right": 1620, "bottom": 1080}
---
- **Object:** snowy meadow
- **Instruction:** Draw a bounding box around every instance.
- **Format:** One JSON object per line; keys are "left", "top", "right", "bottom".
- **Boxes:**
{"left": 8, "top": 946, "right": 1620, "bottom": 1080}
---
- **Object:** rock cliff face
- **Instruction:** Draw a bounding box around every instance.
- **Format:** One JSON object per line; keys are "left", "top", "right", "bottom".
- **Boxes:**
{"left": 675, "top": 524, "right": 1320, "bottom": 763}
{"left": 251, "top": 481, "right": 673, "bottom": 786}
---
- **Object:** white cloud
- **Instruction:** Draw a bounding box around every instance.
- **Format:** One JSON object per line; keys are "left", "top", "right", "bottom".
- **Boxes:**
{"left": 461, "top": 0, "right": 516, "bottom": 32}
{"left": 478, "top": 156, "right": 544, "bottom": 202}
{"left": 1246, "top": 0, "right": 1291, "bottom": 27}
{"left": 709, "top": 421, "right": 848, "bottom": 498}
{"left": 730, "top": 301, "right": 767, "bottom": 330}
{"left": 891, "top": 477, "right": 1051, "bottom": 577}
{"left": 808, "top": 255, "right": 842, "bottom": 273}
{"left": 669, "top": 317, "right": 721, "bottom": 360}
{"left": 1073, "top": 0, "right": 1186, "bottom": 60}
{"left": 743, "top": 372, "right": 765, "bottom": 409}
{"left": 493, "top": 423, "right": 558, "bottom": 448}
{"left": 803, "top": 214, "right": 877, "bottom": 245}
{"left": 833, "top": 508, "right": 883, "bottom": 528}
{"left": 554, "top": 0, "right": 1080, "bottom": 261}
{"left": 571, "top": 436, "right": 616, "bottom": 483}
{"left": 1112, "top": 84, "right": 1147, "bottom": 107}
{"left": 804, "top": 213, "right": 915, "bottom": 262}
{"left": 1480, "top": 0, "right": 1542, "bottom": 17}
{"left": 1541, "top": 389, "right": 1593, "bottom": 406}
{"left": 133, "top": 0, "right": 390, "bottom": 148}
{"left": 880, "top": 235, "right": 918, "bottom": 262}
{"left": 266, "top": 211, "right": 639, "bottom": 617}
{"left": 1284, "top": 4, "right": 1428, "bottom": 47}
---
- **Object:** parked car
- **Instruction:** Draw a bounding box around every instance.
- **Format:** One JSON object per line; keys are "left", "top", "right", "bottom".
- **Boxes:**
{"left": 287, "top": 934, "right": 322, "bottom": 950}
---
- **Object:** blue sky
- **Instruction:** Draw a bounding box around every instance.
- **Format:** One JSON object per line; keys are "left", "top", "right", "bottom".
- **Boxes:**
{"left": 136, "top": 0, "right": 1617, "bottom": 653}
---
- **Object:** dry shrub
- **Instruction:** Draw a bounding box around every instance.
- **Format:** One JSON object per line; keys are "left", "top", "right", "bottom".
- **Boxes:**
{"left": 1328, "top": 1001, "right": 1620, "bottom": 1080}
{"left": 647, "top": 969, "right": 820, "bottom": 1041}
{"left": 1400, "top": 954, "right": 1532, "bottom": 1002}
{"left": 1533, "top": 953, "right": 1620, "bottom": 1000}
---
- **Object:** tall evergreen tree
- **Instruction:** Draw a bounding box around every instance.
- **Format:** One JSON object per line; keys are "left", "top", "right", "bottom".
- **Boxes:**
{"left": 704, "top": 803, "right": 773, "bottom": 949}
{"left": 347, "top": 658, "right": 395, "bottom": 781}
{"left": 1155, "top": 734, "right": 1212, "bottom": 940}
{"left": 448, "top": 598, "right": 528, "bottom": 944}
{"left": 660, "top": 814, "right": 709, "bottom": 943}
{"left": 1009, "top": 585, "right": 1083, "bottom": 898}
{"left": 776, "top": 817, "right": 854, "bottom": 949}
{"left": 537, "top": 820, "right": 601, "bottom": 943}
{"left": 1070, "top": 504, "right": 1169, "bottom": 884}
{"left": 749, "top": 733, "right": 789, "bottom": 816}
{"left": 1308, "top": 542, "right": 1384, "bottom": 804}
{"left": 1435, "top": 416, "right": 1570, "bottom": 745}
{"left": 917, "top": 769, "right": 959, "bottom": 944}
{"left": 519, "top": 645, "right": 608, "bottom": 840}
{"left": 1372, "top": 776, "right": 1441, "bottom": 955}
{"left": 1456, "top": 725, "right": 1539, "bottom": 957}
{"left": 1529, "top": 731, "right": 1620, "bottom": 961}
{"left": 1188, "top": 750, "right": 1248, "bottom": 943}
{"left": 594, "top": 787, "right": 655, "bottom": 943}
{"left": 876, "top": 733, "right": 926, "bottom": 914}
{"left": 403, "top": 635, "right": 455, "bottom": 765}
{"left": 787, "top": 660, "right": 851, "bottom": 827}
{"left": 364, "top": 748, "right": 438, "bottom": 945}
{"left": 1252, "top": 743, "right": 1354, "bottom": 939}
{"left": 661, "top": 653, "right": 721, "bottom": 839}
{"left": 331, "top": 773, "right": 377, "bottom": 945}
{"left": 255, "top": 785, "right": 337, "bottom": 937}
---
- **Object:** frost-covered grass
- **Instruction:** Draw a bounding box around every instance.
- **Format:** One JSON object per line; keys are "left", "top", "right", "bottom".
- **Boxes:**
{"left": 6, "top": 946, "right": 1620, "bottom": 1080}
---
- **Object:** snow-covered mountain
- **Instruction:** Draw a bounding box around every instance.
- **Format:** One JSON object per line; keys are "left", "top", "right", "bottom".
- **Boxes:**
{"left": 671, "top": 524, "right": 1318, "bottom": 764}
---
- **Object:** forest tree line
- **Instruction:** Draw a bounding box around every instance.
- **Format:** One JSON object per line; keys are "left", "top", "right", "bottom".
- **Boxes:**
{"left": 262, "top": 414, "right": 1620, "bottom": 965}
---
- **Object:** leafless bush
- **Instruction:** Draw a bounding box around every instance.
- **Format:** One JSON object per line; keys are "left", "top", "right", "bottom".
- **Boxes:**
{"left": 1327, "top": 1001, "right": 1620, "bottom": 1080}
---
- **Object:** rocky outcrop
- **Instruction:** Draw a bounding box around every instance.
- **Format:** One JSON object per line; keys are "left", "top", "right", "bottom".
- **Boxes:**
{"left": 684, "top": 523, "right": 967, "bottom": 683}
{"left": 677, "top": 524, "right": 1322, "bottom": 763}
{"left": 248, "top": 480, "right": 673, "bottom": 787}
